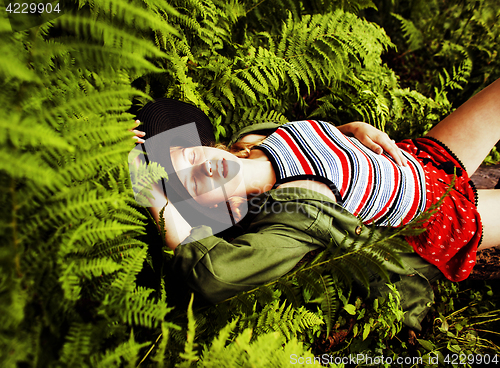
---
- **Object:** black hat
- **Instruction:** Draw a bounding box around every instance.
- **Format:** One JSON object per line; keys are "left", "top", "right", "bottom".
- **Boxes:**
{"left": 129, "top": 99, "right": 241, "bottom": 235}
{"left": 136, "top": 98, "right": 215, "bottom": 146}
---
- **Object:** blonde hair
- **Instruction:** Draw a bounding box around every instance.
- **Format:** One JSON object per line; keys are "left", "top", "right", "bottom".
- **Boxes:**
{"left": 214, "top": 138, "right": 265, "bottom": 158}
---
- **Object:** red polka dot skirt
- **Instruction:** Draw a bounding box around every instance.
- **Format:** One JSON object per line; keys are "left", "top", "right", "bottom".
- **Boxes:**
{"left": 397, "top": 137, "right": 482, "bottom": 282}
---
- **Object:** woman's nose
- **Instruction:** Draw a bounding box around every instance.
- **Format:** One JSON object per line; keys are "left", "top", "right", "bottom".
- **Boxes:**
{"left": 204, "top": 160, "right": 213, "bottom": 177}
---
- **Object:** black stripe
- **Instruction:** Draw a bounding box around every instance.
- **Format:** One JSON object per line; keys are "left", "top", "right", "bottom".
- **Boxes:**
{"left": 373, "top": 165, "right": 404, "bottom": 226}
{"left": 349, "top": 139, "right": 381, "bottom": 220}
{"left": 284, "top": 123, "right": 327, "bottom": 177}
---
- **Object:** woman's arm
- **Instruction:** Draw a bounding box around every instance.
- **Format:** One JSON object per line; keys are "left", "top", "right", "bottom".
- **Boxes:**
{"left": 148, "top": 184, "right": 192, "bottom": 251}
{"left": 235, "top": 121, "right": 407, "bottom": 166}
{"left": 129, "top": 121, "right": 192, "bottom": 250}
{"left": 337, "top": 121, "right": 408, "bottom": 166}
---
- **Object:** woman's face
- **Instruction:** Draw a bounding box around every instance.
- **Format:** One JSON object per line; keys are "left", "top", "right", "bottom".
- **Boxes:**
{"left": 170, "top": 146, "right": 244, "bottom": 207}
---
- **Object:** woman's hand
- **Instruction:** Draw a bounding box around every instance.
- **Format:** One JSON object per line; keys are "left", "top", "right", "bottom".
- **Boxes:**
{"left": 131, "top": 119, "right": 146, "bottom": 144}
{"left": 337, "top": 122, "right": 408, "bottom": 167}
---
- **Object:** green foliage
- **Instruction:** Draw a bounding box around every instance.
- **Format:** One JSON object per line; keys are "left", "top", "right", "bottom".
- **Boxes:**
{"left": 349, "top": 285, "right": 405, "bottom": 342}
{"left": 365, "top": 0, "right": 500, "bottom": 151}
{"left": 0, "top": 1, "right": 178, "bottom": 366}
{"left": 195, "top": 319, "right": 329, "bottom": 368}
{"left": 369, "top": 0, "right": 500, "bottom": 105}
{"left": 2, "top": 0, "right": 499, "bottom": 366}
{"left": 238, "top": 300, "right": 324, "bottom": 341}
{"left": 416, "top": 280, "right": 500, "bottom": 365}
{"left": 135, "top": 0, "right": 447, "bottom": 138}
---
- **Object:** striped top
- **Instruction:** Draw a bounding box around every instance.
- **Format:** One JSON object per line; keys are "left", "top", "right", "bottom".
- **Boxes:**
{"left": 256, "top": 120, "right": 427, "bottom": 226}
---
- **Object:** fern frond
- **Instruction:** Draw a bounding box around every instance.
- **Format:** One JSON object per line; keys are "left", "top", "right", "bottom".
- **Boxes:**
{"left": 90, "top": 331, "right": 149, "bottom": 368}
{"left": 0, "top": 150, "right": 60, "bottom": 187}
{"left": 391, "top": 13, "right": 424, "bottom": 51}
{"left": 58, "top": 323, "right": 93, "bottom": 366}
{"left": 311, "top": 271, "right": 338, "bottom": 335}
{"left": 177, "top": 294, "right": 199, "bottom": 367}
{"left": 81, "top": 0, "right": 178, "bottom": 35}
{"left": 118, "top": 287, "right": 171, "bottom": 328}
{"left": 276, "top": 279, "right": 301, "bottom": 307}
{"left": 87, "top": 237, "right": 146, "bottom": 260}
{"left": 109, "top": 247, "right": 148, "bottom": 293}
{"left": 59, "top": 218, "right": 142, "bottom": 255}
{"left": 250, "top": 300, "right": 323, "bottom": 341}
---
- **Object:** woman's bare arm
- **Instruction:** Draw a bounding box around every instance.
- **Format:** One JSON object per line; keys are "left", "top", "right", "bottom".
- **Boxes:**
{"left": 130, "top": 121, "right": 192, "bottom": 250}
{"left": 148, "top": 185, "right": 192, "bottom": 251}
{"left": 337, "top": 121, "right": 408, "bottom": 166}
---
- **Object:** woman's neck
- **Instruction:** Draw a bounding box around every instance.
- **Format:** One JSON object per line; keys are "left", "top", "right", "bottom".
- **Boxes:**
{"left": 241, "top": 151, "right": 276, "bottom": 196}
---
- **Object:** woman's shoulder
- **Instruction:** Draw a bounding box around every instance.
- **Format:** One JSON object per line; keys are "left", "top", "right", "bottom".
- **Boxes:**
{"left": 238, "top": 133, "right": 268, "bottom": 143}
{"left": 228, "top": 122, "right": 282, "bottom": 146}
{"left": 228, "top": 120, "right": 335, "bottom": 145}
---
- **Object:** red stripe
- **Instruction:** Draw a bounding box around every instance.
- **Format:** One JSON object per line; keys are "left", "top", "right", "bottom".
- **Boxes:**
{"left": 276, "top": 129, "right": 314, "bottom": 175}
{"left": 350, "top": 143, "right": 374, "bottom": 216}
{"left": 308, "top": 120, "right": 350, "bottom": 195}
{"left": 401, "top": 162, "right": 422, "bottom": 224}
{"left": 369, "top": 158, "right": 400, "bottom": 224}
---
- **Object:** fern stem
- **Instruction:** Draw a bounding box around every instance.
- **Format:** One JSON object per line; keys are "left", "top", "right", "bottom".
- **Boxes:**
{"left": 467, "top": 316, "right": 500, "bottom": 327}
{"left": 10, "top": 177, "right": 22, "bottom": 278}
{"left": 455, "top": 6, "right": 474, "bottom": 46}
{"left": 444, "top": 305, "right": 471, "bottom": 320}
{"left": 137, "top": 333, "right": 163, "bottom": 367}
{"left": 245, "top": 0, "right": 268, "bottom": 15}
{"left": 288, "top": 229, "right": 405, "bottom": 275}
{"left": 474, "top": 329, "right": 500, "bottom": 337}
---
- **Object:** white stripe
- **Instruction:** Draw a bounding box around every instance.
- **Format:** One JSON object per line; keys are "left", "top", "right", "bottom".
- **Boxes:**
{"left": 259, "top": 120, "right": 427, "bottom": 226}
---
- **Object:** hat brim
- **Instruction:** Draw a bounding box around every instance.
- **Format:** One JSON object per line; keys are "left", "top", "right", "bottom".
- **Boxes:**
{"left": 136, "top": 98, "right": 215, "bottom": 146}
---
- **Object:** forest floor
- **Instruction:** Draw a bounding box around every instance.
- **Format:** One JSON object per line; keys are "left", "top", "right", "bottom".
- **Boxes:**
{"left": 470, "top": 163, "right": 500, "bottom": 189}
{"left": 469, "top": 164, "right": 500, "bottom": 280}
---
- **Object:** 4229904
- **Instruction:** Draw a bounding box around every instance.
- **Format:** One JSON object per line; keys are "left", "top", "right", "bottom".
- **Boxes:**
{"left": 6, "top": 3, "right": 61, "bottom": 14}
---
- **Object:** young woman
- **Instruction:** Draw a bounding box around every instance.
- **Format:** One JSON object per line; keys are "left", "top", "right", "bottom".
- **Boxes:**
{"left": 130, "top": 78, "right": 500, "bottom": 309}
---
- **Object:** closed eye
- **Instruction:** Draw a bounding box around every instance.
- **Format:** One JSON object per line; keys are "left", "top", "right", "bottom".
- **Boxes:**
{"left": 191, "top": 149, "right": 196, "bottom": 164}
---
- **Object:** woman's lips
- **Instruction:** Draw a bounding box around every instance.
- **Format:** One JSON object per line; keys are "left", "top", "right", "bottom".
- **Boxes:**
{"left": 217, "top": 158, "right": 228, "bottom": 178}
{"left": 222, "top": 158, "right": 228, "bottom": 178}
{"left": 217, "top": 158, "right": 228, "bottom": 179}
